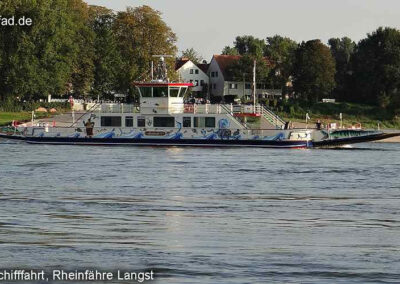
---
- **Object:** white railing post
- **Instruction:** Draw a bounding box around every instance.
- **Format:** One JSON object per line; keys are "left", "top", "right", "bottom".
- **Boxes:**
{"left": 230, "top": 103, "right": 233, "bottom": 115}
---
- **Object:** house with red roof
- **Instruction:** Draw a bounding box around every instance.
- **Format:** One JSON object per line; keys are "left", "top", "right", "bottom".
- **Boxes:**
{"left": 175, "top": 58, "right": 209, "bottom": 96}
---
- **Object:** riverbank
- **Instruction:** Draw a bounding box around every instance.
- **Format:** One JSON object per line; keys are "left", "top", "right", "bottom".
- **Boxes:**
{"left": 0, "top": 112, "right": 52, "bottom": 126}
{"left": 274, "top": 102, "right": 400, "bottom": 129}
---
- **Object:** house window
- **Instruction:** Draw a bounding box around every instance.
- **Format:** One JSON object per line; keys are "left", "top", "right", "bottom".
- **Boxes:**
{"left": 183, "top": 117, "right": 191, "bottom": 128}
{"left": 125, "top": 116, "right": 134, "bottom": 127}
{"left": 245, "top": 83, "right": 252, "bottom": 89}
{"left": 229, "top": 83, "right": 238, "bottom": 89}
{"left": 195, "top": 69, "right": 199, "bottom": 74}
{"left": 215, "top": 71, "right": 218, "bottom": 77}
{"left": 195, "top": 80, "right": 199, "bottom": 86}
{"left": 101, "top": 116, "right": 121, "bottom": 127}
{"left": 200, "top": 80, "right": 204, "bottom": 86}
{"left": 137, "top": 117, "right": 145, "bottom": 127}
{"left": 190, "top": 69, "right": 194, "bottom": 74}
{"left": 213, "top": 84, "right": 217, "bottom": 89}
{"left": 153, "top": 117, "right": 175, "bottom": 127}
{"left": 194, "top": 117, "right": 216, "bottom": 128}
{"left": 211, "top": 72, "right": 215, "bottom": 77}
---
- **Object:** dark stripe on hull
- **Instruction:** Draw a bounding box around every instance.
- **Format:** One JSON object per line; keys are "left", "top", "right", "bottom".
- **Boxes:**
{"left": 24, "top": 137, "right": 311, "bottom": 149}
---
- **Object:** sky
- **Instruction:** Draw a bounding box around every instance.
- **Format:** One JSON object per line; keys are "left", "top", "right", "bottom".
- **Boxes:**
{"left": 85, "top": 0, "right": 400, "bottom": 61}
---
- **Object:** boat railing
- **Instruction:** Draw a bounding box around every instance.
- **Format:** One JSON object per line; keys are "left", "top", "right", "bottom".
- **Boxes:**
{"left": 96, "top": 102, "right": 267, "bottom": 116}
{"left": 100, "top": 103, "right": 140, "bottom": 114}
{"left": 183, "top": 104, "right": 263, "bottom": 115}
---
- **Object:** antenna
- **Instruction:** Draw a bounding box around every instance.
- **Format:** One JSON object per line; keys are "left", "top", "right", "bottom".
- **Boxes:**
{"left": 152, "top": 55, "right": 174, "bottom": 82}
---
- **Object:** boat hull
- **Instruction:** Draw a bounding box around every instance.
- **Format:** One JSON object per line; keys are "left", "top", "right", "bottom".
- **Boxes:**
{"left": 22, "top": 136, "right": 311, "bottom": 148}
{"left": 313, "top": 132, "right": 400, "bottom": 148}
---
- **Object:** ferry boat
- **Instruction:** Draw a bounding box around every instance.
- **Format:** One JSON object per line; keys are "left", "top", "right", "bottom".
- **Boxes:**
{"left": 1, "top": 57, "right": 399, "bottom": 148}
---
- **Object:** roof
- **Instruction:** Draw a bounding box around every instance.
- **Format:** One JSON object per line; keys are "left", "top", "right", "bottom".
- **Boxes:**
{"left": 175, "top": 58, "right": 190, "bottom": 71}
{"left": 196, "top": 63, "right": 209, "bottom": 74}
{"left": 134, "top": 82, "right": 194, "bottom": 87}
{"left": 212, "top": 54, "right": 273, "bottom": 80}
{"left": 212, "top": 55, "right": 242, "bottom": 79}
{"left": 175, "top": 58, "right": 210, "bottom": 75}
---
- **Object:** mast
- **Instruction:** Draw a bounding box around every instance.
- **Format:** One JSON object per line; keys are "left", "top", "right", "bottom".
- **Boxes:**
{"left": 253, "top": 59, "right": 256, "bottom": 113}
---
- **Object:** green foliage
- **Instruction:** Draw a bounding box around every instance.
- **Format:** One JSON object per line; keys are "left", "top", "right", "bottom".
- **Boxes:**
{"left": 234, "top": 35, "right": 265, "bottom": 57}
{"left": 0, "top": 2, "right": 178, "bottom": 103}
{"left": 113, "top": 5, "right": 178, "bottom": 96}
{"left": 181, "top": 48, "right": 203, "bottom": 64}
{"left": 351, "top": 27, "right": 400, "bottom": 112}
{"left": 328, "top": 37, "right": 356, "bottom": 100}
{"left": 224, "top": 36, "right": 271, "bottom": 84}
{"left": 221, "top": 46, "right": 239, "bottom": 55}
{"left": 89, "top": 6, "right": 122, "bottom": 97}
{"left": 293, "top": 40, "right": 336, "bottom": 102}
{"left": 276, "top": 101, "right": 400, "bottom": 129}
{"left": 264, "top": 35, "right": 297, "bottom": 89}
{"left": 225, "top": 55, "right": 271, "bottom": 83}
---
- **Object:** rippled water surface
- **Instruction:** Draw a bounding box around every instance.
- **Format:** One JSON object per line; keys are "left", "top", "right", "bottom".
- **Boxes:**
{"left": 1, "top": 142, "right": 400, "bottom": 283}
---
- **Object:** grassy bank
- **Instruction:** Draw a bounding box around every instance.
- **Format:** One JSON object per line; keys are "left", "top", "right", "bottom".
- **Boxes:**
{"left": 0, "top": 112, "right": 50, "bottom": 126}
{"left": 273, "top": 102, "right": 400, "bottom": 129}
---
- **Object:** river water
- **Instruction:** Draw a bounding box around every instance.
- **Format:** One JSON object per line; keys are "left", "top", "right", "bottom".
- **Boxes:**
{"left": 0, "top": 142, "right": 399, "bottom": 284}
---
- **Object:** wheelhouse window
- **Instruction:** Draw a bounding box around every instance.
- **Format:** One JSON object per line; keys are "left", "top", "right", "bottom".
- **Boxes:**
{"left": 170, "top": 87, "right": 180, "bottom": 97}
{"left": 137, "top": 117, "right": 145, "bottom": 127}
{"left": 101, "top": 116, "right": 122, "bottom": 127}
{"left": 153, "top": 117, "right": 175, "bottom": 127}
{"left": 194, "top": 117, "right": 215, "bottom": 128}
{"left": 125, "top": 116, "right": 134, "bottom": 127}
{"left": 183, "top": 117, "right": 191, "bottom": 128}
{"left": 153, "top": 87, "right": 168, "bottom": 97}
{"left": 179, "top": 87, "right": 188, "bottom": 97}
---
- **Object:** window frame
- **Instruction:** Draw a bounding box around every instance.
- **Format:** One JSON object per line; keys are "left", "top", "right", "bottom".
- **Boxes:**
{"left": 153, "top": 117, "right": 175, "bottom": 128}
{"left": 125, "top": 116, "right": 134, "bottom": 127}
{"left": 101, "top": 116, "right": 122, "bottom": 127}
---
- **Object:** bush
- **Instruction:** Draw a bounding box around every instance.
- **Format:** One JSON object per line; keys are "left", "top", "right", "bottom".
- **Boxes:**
{"left": 0, "top": 99, "right": 69, "bottom": 112}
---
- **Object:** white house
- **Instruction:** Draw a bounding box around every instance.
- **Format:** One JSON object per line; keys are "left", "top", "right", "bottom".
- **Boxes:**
{"left": 175, "top": 58, "right": 209, "bottom": 96}
{"left": 208, "top": 55, "right": 282, "bottom": 102}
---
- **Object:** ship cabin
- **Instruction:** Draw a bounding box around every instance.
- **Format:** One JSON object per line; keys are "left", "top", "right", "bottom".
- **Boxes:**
{"left": 96, "top": 81, "right": 247, "bottom": 132}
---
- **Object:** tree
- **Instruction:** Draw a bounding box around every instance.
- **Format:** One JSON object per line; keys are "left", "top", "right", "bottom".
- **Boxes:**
{"left": 113, "top": 6, "right": 178, "bottom": 96}
{"left": 0, "top": 0, "right": 93, "bottom": 101}
{"left": 181, "top": 48, "right": 203, "bottom": 63}
{"left": 234, "top": 35, "right": 265, "bottom": 57}
{"left": 221, "top": 46, "right": 239, "bottom": 56}
{"left": 225, "top": 36, "right": 270, "bottom": 86}
{"left": 225, "top": 55, "right": 271, "bottom": 84}
{"left": 89, "top": 5, "right": 122, "bottom": 97}
{"left": 351, "top": 27, "right": 400, "bottom": 110}
{"left": 293, "top": 40, "right": 336, "bottom": 102}
{"left": 69, "top": 0, "right": 95, "bottom": 98}
{"left": 264, "top": 35, "right": 297, "bottom": 89}
{"left": 328, "top": 37, "right": 355, "bottom": 100}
